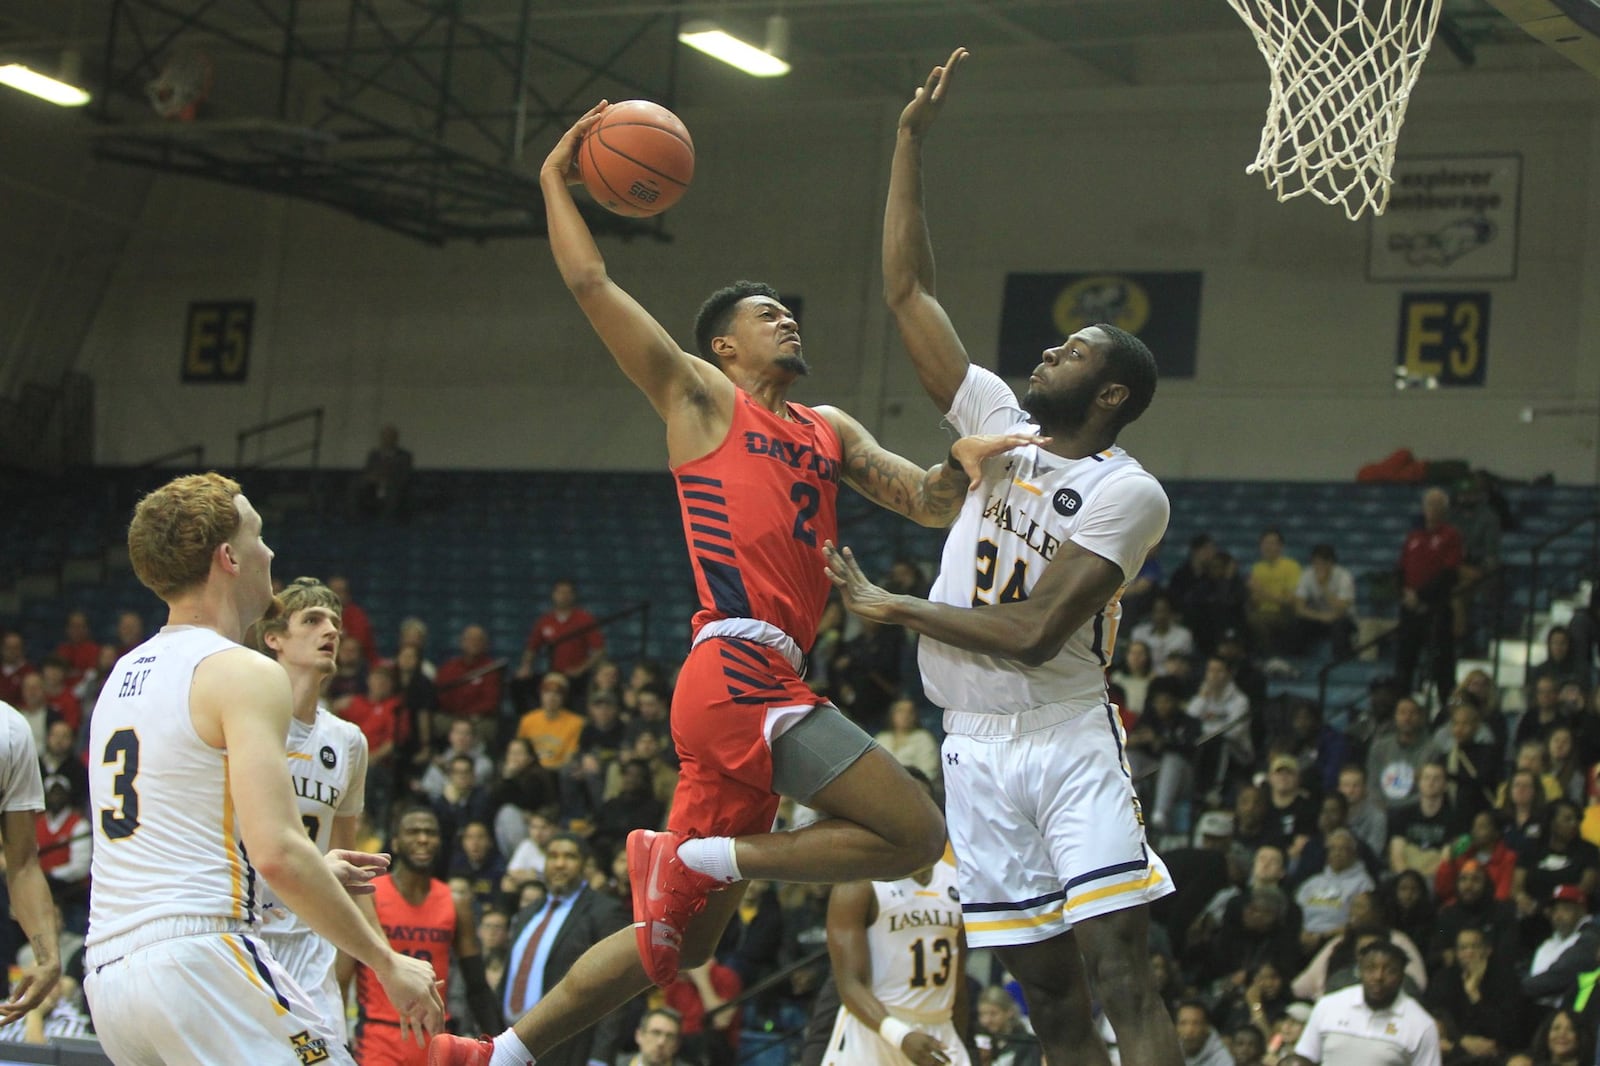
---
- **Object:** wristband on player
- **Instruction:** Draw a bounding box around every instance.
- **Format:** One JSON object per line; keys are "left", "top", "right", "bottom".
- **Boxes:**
{"left": 947, "top": 448, "right": 964, "bottom": 476}
{"left": 878, "top": 1016, "right": 914, "bottom": 1049}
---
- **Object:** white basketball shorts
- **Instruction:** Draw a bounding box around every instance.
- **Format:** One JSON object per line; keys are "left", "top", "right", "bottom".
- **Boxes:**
{"left": 941, "top": 702, "right": 1174, "bottom": 949}
{"left": 86, "top": 917, "right": 353, "bottom": 1066}
{"left": 263, "top": 928, "right": 347, "bottom": 1039}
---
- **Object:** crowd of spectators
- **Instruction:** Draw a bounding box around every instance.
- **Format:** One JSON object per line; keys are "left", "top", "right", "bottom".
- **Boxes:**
{"left": 7, "top": 477, "right": 1598, "bottom": 1065}
{"left": 1110, "top": 505, "right": 1600, "bottom": 1065}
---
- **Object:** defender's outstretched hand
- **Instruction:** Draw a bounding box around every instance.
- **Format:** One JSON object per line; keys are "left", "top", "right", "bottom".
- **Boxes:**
{"left": 949, "top": 431, "right": 1050, "bottom": 489}
{"left": 542, "top": 100, "right": 609, "bottom": 184}
{"left": 899, "top": 47, "right": 968, "bottom": 139}
{"left": 823, "top": 542, "right": 900, "bottom": 624}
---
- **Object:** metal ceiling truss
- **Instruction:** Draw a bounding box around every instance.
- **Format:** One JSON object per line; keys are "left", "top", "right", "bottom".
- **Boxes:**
{"left": 89, "top": 0, "right": 681, "bottom": 244}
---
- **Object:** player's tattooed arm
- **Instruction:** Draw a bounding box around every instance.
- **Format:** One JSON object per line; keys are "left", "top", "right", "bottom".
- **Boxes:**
{"left": 822, "top": 407, "right": 1043, "bottom": 528}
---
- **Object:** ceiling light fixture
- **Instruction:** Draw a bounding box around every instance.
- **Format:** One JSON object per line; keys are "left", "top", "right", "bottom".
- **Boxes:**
{"left": 0, "top": 61, "right": 91, "bottom": 107}
{"left": 678, "top": 15, "right": 791, "bottom": 77}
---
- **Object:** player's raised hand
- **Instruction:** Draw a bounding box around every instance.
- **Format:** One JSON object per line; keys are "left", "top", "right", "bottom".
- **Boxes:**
{"left": 822, "top": 542, "right": 899, "bottom": 623}
{"left": 324, "top": 848, "right": 390, "bottom": 896}
{"left": 900, "top": 1030, "right": 954, "bottom": 1066}
{"left": 542, "top": 100, "right": 609, "bottom": 185}
{"left": 949, "top": 431, "right": 1050, "bottom": 489}
{"left": 378, "top": 949, "right": 446, "bottom": 1045}
{"left": 899, "top": 47, "right": 968, "bottom": 139}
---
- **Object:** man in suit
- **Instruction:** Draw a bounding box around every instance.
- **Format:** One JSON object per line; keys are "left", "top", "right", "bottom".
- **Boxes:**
{"left": 502, "top": 832, "right": 629, "bottom": 1066}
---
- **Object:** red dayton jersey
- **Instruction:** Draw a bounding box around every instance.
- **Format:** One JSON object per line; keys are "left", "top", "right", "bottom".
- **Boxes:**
{"left": 358, "top": 875, "right": 456, "bottom": 1025}
{"left": 674, "top": 391, "right": 842, "bottom": 650}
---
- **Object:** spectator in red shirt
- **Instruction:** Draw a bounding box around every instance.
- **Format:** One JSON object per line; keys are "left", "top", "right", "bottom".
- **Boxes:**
{"left": 517, "top": 581, "right": 605, "bottom": 698}
{"left": 662, "top": 959, "right": 742, "bottom": 1066}
{"left": 437, "top": 624, "right": 504, "bottom": 728}
{"left": 1396, "top": 487, "right": 1464, "bottom": 703}
{"left": 328, "top": 575, "right": 380, "bottom": 665}
{"left": 343, "top": 666, "right": 398, "bottom": 761}
{"left": 35, "top": 774, "right": 90, "bottom": 912}
{"left": 0, "top": 631, "right": 35, "bottom": 706}
{"left": 52, "top": 612, "right": 99, "bottom": 689}
{"left": 343, "top": 664, "right": 399, "bottom": 822}
{"left": 36, "top": 658, "right": 81, "bottom": 734}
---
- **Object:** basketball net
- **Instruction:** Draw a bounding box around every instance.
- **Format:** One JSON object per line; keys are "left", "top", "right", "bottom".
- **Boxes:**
{"left": 1225, "top": 0, "right": 1444, "bottom": 220}
{"left": 146, "top": 46, "right": 214, "bottom": 122}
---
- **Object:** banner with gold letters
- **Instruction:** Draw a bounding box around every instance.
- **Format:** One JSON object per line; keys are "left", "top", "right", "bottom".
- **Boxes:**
{"left": 1396, "top": 292, "right": 1489, "bottom": 387}
{"left": 997, "top": 272, "right": 1201, "bottom": 380}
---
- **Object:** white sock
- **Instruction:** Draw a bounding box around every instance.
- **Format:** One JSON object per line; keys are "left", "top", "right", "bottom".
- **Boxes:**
{"left": 490, "top": 1031, "right": 535, "bottom": 1066}
{"left": 676, "top": 835, "right": 742, "bottom": 883}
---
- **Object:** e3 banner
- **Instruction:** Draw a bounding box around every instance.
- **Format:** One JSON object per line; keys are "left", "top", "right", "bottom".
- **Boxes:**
{"left": 997, "top": 272, "right": 1201, "bottom": 380}
{"left": 1396, "top": 292, "right": 1489, "bottom": 387}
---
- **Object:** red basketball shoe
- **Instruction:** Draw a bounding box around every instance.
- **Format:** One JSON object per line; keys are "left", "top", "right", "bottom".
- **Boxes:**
{"left": 627, "top": 829, "right": 722, "bottom": 986}
{"left": 427, "top": 1034, "right": 492, "bottom": 1066}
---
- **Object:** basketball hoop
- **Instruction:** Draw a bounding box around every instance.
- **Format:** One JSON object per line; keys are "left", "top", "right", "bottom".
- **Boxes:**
{"left": 146, "top": 45, "right": 214, "bottom": 122}
{"left": 1225, "top": 0, "right": 1445, "bottom": 220}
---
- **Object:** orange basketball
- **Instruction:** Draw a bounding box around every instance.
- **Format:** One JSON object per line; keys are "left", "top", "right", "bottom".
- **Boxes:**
{"left": 578, "top": 100, "right": 695, "bottom": 218}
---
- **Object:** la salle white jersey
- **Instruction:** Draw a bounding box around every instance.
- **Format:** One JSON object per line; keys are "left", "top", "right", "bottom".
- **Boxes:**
{"left": 866, "top": 858, "right": 964, "bottom": 1017}
{"left": 921, "top": 364, "right": 1169, "bottom": 719}
{"left": 86, "top": 626, "right": 262, "bottom": 958}
{"left": 259, "top": 706, "right": 368, "bottom": 934}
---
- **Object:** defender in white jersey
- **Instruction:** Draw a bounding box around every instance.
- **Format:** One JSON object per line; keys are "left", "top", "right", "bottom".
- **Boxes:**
{"left": 84, "top": 472, "right": 442, "bottom": 1065}
{"left": 822, "top": 845, "right": 970, "bottom": 1066}
{"left": 256, "top": 577, "right": 376, "bottom": 1032}
{"left": 827, "top": 48, "right": 1184, "bottom": 1066}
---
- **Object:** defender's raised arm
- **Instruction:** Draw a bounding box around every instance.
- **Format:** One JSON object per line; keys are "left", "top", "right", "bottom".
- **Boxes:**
{"left": 884, "top": 48, "right": 973, "bottom": 413}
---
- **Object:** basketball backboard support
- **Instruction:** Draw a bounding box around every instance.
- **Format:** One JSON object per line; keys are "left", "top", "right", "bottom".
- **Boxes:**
{"left": 1482, "top": 0, "right": 1600, "bottom": 77}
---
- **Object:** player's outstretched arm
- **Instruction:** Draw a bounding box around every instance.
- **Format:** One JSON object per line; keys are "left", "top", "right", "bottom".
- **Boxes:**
{"left": 825, "top": 539, "right": 1124, "bottom": 668}
{"left": 827, "top": 882, "right": 951, "bottom": 1066}
{"left": 822, "top": 407, "right": 1043, "bottom": 528}
{"left": 541, "top": 102, "right": 728, "bottom": 423}
{"left": 884, "top": 47, "right": 972, "bottom": 414}
{"left": 0, "top": 808, "right": 59, "bottom": 1024}
{"left": 202, "top": 651, "right": 444, "bottom": 1044}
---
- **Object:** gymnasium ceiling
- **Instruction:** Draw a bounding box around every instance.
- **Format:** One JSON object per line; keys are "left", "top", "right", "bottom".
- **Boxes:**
{"left": 0, "top": 1, "right": 1583, "bottom": 242}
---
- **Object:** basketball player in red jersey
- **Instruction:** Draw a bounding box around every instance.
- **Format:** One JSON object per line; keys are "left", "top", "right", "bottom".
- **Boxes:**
{"left": 429, "top": 104, "right": 1038, "bottom": 1066}
{"left": 354, "top": 806, "right": 502, "bottom": 1066}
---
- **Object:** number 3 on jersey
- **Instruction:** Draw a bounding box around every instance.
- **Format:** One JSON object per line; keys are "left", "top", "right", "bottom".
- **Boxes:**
{"left": 101, "top": 728, "right": 141, "bottom": 840}
{"left": 972, "top": 539, "right": 1028, "bottom": 606}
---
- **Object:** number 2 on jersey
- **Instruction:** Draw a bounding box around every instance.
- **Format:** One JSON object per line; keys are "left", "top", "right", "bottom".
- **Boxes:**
{"left": 972, "top": 539, "right": 1028, "bottom": 606}
{"left": 790, "top": 482, "right": 820, "bottom": 547}
{"left": 909, "top": 936, "right": 953, "bottom": 988}
{"left": 101, "top": 728, "right": 141, "bottom": 840}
